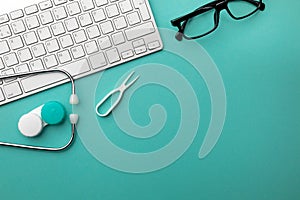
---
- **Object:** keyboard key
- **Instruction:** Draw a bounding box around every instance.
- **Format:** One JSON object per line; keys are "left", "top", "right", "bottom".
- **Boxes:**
{"left": 132, "top": 39, "right": 145, "bottom": 48}
{"left": 95, "top": 0, "right": 108, "bottom": 6}
{"left": 133, "top": 0, "right": 150, "bottom": 21}
{"left": 0, "top": 58, "right": 5, "bottom": 69}
{"left": 132, "top": 0, "right": 144, "bottom": 8}
{"left": 106, "top": 4, "right": 119, "bottom": 18}
{"left": 25, "top": 5, "right": 39, "bottom": 15}
{"left": 0, "top": 24, "right": 12, "bottom": 39}
{"left": 32, "top": 43, "right": 46, "bottom": 57}
{"left": 25, "top": 15, "right": 40, "bottom": 30}
{"left": 11, "top": 20, "right": 26, "bottom": 34}
{"left": 98, "top": 36, "right": 112, "bottom": 49}
{"left": 3, "top": 53, "right": 19, "bottom": 67}
{"left": 148, "top": 40, "right": 160, "bottom": 50}
{"left": 64, "top": 17, "right": 79, "bottom": 31}
{"left": 119, "top": 0, "right": 133, "bottom": 13}
{"left": 0, "top": 41, "right": 10, "bottom": 55}
{"left": 100, "top": 21, "right": 114, "bottom": 34}
{"left": 121, "top": 49, "right": 134, "bottom": 59}
{"left": 57, "top": 50, "right": 71, "bottom": 64}
{"left": 89, "top": 52, "right": 107, "bottom": 69}
{"left": 39, "top": 11, "right": 54, "bottom": 25}
{"left": 134, "top": 45, "right": 146, "bottom": 55}
{"left": 45, "top": 39, "right": 60, "bottom": 53}
{"left": 125, "top": 21, "right": 155, "bottom": 41}
{"left": 139, "top": 5, "right": 150, "bottom": 21}
{"left": 23, "top": 31, "right": 38, "bottom": 45}
{"left": 114, "top": 16, "right": 127, "bottom": 30}
{"left": 80, "top": 0, "right": 95, "bottom": 11}
{"left": 91, "top": 9, "right": 106, "bottom": 22}
{"left": 0, "top": 88, "right": 5, "bottom": 102}
{"left": 127, "top": 12, "right": 140, "bottom": 25}
{"left": 86, "top": 25, "right": 101, "bottom": 39}
{"left": 71, "top": 45, "right": 85, "bottom": 59}
{"left": 30, "top": 59, "right": 44, "bottom": 71}
{"left": 0, "top": 14, "right": 9, "bottom": 25}
{"left": 9, "top": 36, "right": 24, "bottom": 50}
{"left": 39, "top": 0, "right": 53, "bottom": 10}
{"left": 3, "top": 82, "right": 22, "bottom": 99}
{"left": 1, "top": 68, "right": 17, "bottom": 82}
{"left": 21, "top": 59, "right": 90, "bottom": 92}
{"left": 51, "top": 22, "right": 66, "bottom": 36}
{"left": 73, "top": 30, "right": 87, "bottom": 44}
{"left": 44, "top": 54, "right": 58, "bottom": 68}
{"left": 54, "top": 0, "right": 68, "bottom": 6}
{"left": 37, "top": 27, "right": 52, "bottom": 40}
{"left": 85, "top": 41, "right": 99, "bottom": 55}
{"left": 53, "top": 7, "right": 68, "bottom": 20}
{"left": 59, "top": 34, "right": 74, "bottom": 48}
{"left": 67, "top": 2, "right": 81, "bottom": 16}
{"left": 1, "top": 68, "right": 14, "bottom": 75}
{"left": 112, "top": 32, "right": 125, "bottom": 45}
{"left": 106, "top": 48, "right": 120, "bottom": 64}
{"left": 10, "top": 10, "right": 24, "bottom": 20}
{"left": 15, "top": 64, "right": 30, "bottom": 73}
{"left": 78, "top": 13, "right": 93, "bottom": 27}
{"left": 17, "top": 48, "right": 33, "bottom": 62}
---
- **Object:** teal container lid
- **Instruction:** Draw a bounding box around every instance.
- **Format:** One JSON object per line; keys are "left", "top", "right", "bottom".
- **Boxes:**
{"left": 41, "top": 101, "right": 65, "bottom": 125}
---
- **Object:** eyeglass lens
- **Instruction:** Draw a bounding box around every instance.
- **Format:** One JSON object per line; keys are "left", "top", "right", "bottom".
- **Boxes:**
{"left": 227, "top": 0, "right": 260, "bottom": 18}
{"left": 184, "top": 8, "right": 216, "bottom": 39}
{"left": 180, "top": 0, "right": 262, "bottom": 39}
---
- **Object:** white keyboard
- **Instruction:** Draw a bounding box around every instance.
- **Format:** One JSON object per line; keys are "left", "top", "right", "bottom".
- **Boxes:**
{"left": 0, "top": 0, "right": 163, "bottom": 105}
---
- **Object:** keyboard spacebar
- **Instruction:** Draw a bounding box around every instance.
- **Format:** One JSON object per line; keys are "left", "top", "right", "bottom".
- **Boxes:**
{"left": 21, "top": 59, "right": 90, "bottom": 93}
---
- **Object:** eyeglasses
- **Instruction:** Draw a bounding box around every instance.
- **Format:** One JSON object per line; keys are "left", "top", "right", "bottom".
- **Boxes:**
{"left": 171, "top": 0, "right": 265, "bottom": 41}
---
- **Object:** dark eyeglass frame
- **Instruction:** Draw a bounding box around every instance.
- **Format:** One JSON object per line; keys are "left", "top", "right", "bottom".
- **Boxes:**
{"left": 171, "top": 0, "right": 265, "bottom": 41}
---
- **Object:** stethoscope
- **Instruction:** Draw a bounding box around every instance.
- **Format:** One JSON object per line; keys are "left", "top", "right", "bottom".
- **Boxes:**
{"left": 0, "top": 69, "right": 79, "bottom": 151}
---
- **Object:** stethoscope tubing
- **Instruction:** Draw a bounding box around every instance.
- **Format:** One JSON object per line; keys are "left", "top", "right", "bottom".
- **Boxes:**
{"left": 0, "top": 69, "right": 77, "bottom": 152}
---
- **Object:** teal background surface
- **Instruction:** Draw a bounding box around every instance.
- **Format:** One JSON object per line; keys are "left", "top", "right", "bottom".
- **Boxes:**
{"left": 1, "top": 0, "right": 300, "bottom": 199}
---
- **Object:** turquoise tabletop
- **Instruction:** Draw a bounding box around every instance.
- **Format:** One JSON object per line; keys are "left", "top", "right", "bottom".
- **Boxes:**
{"left": 0, "top": 0, "right": 299, "bottom": 199}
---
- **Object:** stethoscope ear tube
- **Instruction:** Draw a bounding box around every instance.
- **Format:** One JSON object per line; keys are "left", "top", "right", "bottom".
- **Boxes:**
{"left": 0, "top": 69, "right": 79, "bottom": 152}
